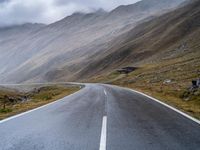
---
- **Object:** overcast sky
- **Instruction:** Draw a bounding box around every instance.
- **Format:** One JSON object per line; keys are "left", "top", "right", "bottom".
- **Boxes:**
{"left": 0, "top": 0, "right": 140, "bottom": 26}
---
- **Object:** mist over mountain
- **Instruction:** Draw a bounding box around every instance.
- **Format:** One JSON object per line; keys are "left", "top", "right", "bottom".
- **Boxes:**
{"left": 0, "top": 0, "right": 186, "bottom": 83}
{"left": 77, "top": 0, "right": 199, "bottom": 80}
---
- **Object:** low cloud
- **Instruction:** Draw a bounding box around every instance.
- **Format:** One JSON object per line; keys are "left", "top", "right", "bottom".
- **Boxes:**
{"left": 0, "top": 0, "right": 139, "bottom": 26}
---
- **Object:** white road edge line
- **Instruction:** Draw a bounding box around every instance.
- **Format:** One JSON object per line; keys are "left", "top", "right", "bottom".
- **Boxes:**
{"left": 99, "top": 116, "right": 107, "bottom": 150}
{"left": 0, "top": 91, "right": 79, "bottom": 124}
{"left": 0, "top": 99, "right": 62, "bottom": 124}
{"left": 126, "top": 88, "right": 200, "bottom": 125}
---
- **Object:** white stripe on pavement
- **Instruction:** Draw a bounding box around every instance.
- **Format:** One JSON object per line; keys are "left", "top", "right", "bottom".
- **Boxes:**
{"left": 99, "top": 116, "right": 107, "bottom": 150}
{"left": 127, "top": 88, "right": 200, "bottom": 125}
{"left": 103, "top": 84, "right": 200, "bottom": 125}
{"left": 0, "top": 91, "right": 79, "bottom": 124}
{"left": 104, "top": 90, "right": 107, "bottom": 96}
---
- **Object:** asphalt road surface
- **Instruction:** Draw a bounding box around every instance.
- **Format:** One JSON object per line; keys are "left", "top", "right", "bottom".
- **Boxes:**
{"left": 0, "top": 84, "right": 200, "bottom": 150}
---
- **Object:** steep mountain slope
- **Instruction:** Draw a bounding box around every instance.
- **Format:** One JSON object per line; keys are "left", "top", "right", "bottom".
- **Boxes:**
{"left": 87, "top": 0, "right": 200, "bottom": 119}
{"left": 0, "top": 23, "right": 45, "bottom": 75}
{"left": 76, "top": 0, "right": 200, "bottom": 81}
{"left": 0, "top": 0, "right": 184, "bottom": 83}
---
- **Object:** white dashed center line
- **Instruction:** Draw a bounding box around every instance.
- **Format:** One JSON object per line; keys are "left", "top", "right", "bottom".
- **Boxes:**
{"left": 99, "top": 89, "right": 108, "bottom": 150}
{"left": 99, "top": 116, "right": 107, "bottom": 150}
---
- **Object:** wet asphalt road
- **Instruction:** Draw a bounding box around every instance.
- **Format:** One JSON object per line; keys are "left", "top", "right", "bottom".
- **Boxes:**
{"left": 0, "top": 84, "right": 200, "bottom": 150}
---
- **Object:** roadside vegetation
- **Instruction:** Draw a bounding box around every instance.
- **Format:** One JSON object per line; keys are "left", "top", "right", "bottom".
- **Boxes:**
{"left": 91, "top": 51, "right": 200, "bottom": 119}
{"left": 0, "top": 85, "right": 80, "bottom": 120}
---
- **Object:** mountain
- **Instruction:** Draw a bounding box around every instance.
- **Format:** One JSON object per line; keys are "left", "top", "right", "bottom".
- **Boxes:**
{"left": 0, "top": 23, "right": 46, "bottom": 75}
{"left": 77, "top": 0, "right": 200, "bottom": 80}
{"left": 0, "top": 0, "right": 185, "bottom": 83}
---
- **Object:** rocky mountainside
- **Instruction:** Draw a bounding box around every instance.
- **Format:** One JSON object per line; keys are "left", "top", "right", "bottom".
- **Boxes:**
{"left": 80, "top": 0, "right": 200, "bottom": 80}
{"left": 0, "top": 0, "right": 185, "bottom": 83}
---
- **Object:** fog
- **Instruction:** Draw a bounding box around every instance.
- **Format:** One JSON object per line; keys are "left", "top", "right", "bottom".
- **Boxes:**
{"left": 0, "top": 0, "right": 140, "bottom": 26}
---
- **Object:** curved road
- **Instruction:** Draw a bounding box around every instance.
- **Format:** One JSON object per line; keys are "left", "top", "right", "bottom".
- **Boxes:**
{"left": 0, "top": 84, "right": 200, "bottom": 150}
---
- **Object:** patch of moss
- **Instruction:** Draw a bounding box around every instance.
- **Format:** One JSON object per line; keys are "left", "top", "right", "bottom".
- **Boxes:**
{"left": 0, "top": 108, "right": 12, "bottom": 113}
